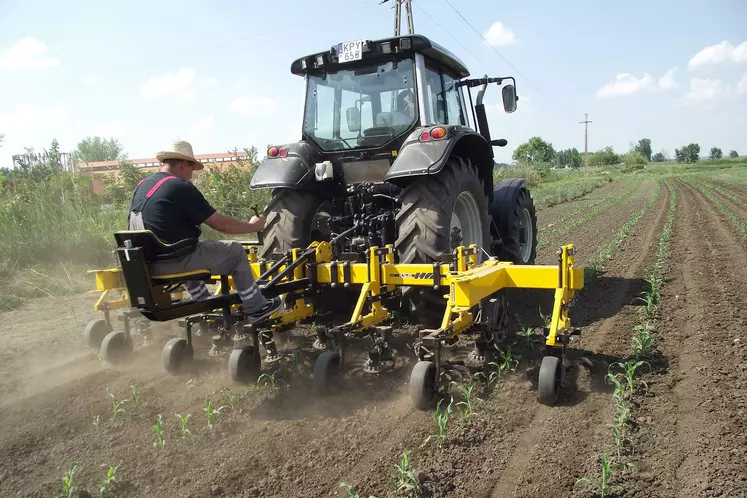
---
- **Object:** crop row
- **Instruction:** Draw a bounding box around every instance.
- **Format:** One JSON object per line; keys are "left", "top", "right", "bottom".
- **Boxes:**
{"left": 687, "top": 179, "right": 747, "bottom": 239}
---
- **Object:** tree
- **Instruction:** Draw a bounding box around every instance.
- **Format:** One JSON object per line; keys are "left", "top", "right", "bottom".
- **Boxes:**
{"left": 46, "top": 138, "right": 62, "bottom": 173}
{"left": 118, "top": 159, "right": 151, "bottom": 191}
{"left": 72, "top": 136, "right": 124, "bottom": 164}
{"left": 512, "top": 136, "right": 556, "bottom": 164}
{"left": 674, "top": 143, "right": 700, "bottom": 163}
{"left": 632, "top": 138, "right": 652, "bottom": 162}
{"left": 729, "top": 150, "right": 739, "bottom": 159}
{"left": 589, "top": 146, "right": 620, "bottom": 166}
{"left": 556, "top": 148, "right": 583, "bottom": 169}
{"left": 651, "top": 152, "right": 666, "bottom": 162}
{"left": 709, "top": 147, "right": 723, "bottom": 160}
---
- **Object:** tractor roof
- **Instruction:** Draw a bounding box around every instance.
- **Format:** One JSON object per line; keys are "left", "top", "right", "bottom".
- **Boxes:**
{"left": 290, "top": 34, "right": 470, "bottom": 79}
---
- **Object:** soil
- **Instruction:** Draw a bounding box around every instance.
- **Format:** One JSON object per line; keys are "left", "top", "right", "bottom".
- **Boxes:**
{"left": 0, "top": 175, "right": 744, "bottom": 498}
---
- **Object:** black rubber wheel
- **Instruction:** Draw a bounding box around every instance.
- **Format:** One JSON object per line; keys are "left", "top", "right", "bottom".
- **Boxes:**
{"left": 260, "top": 189, "right": 332, "bottom": 260}
{"left": 410, "top": 360, "right": 438, "bottom": 410}
{"left": 395, "top": 156, "right": 490, "bottom": 319}
{"left": 228, "top": 344, "right": 261, "bottom": 383}
{"left": 162, "top": 337, "right": 193, "bottom": 375}
{"left": 100, "top": 331, "right": 133, "bottom": 365}
{"left": 491, "top": 184, "right": 538, "bottom": 265}
{"left": 83, "top": 318, "right": 111, "bottom": 350}
{"left": 313, "top": 351, "right": 341, "bottom": 395}
{"left": 538, "top": 355, "right": 561, "bottom": 405}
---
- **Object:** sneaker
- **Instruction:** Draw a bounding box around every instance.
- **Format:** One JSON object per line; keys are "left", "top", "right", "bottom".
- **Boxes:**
{"left": 245, "top": 295, "right": 285, "bottom": 324}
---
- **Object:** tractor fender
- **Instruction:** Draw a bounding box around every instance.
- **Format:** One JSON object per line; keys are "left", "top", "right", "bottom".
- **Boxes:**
{"left": 250, "top": 141, "right": 317, "bottom": 190}
{"left": 489, "top": 177, "right": 528, "bottom": 240}
{"left": 384, "top": 126, "right": 494, "bottom": 197}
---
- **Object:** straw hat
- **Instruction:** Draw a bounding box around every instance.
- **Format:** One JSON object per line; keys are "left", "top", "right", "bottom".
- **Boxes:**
{"left": 156, "top": 139, "right": 204, "bottom": 170}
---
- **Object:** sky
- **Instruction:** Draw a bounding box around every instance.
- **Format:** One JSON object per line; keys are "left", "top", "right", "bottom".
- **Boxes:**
{"left": 1, "top": 0, "right": 746, "bottom": 168}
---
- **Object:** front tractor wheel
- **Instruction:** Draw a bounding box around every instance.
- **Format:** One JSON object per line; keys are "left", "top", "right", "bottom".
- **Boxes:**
{"left": 491, "top": 183, "right": 538, "bottom": 265}
{"left": 259, "top": 189, "right": 332, "bottom": 260}
{"left": 395, "top": 156, "right": 490, "bottom": 316}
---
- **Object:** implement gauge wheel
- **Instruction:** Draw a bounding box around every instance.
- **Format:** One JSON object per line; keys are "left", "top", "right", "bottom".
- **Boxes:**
{"left": 538, "top": 355, "right": 561, "bottom": 405}
{"left": 162, "top": 337, "right": 193, "bottom": 375}
{"left": 100, "top": 331, "right": 133, "bottom": 365}
{"left": 313, "top": 351, "right": 341, "bottom": 395}
{"left": 84, "top": 318, "right": 111, "bottom": 350}
{"left": 410, "top": 360, "right": 438, "bottom": 410}
{"left": 228, "top": 344, "right": 261, "bottom": 383}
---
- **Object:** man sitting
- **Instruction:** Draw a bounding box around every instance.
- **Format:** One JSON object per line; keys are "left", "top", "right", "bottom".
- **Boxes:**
{"left": 127, "top": 139, "right": 283, "bottom": 323}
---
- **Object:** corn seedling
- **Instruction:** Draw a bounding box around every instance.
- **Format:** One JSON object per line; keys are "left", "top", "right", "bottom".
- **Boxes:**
{"left": 339, "top": 482, "right": 378, "bottom": 498}
{"left": 631, "top": 323, "right": 655, "bottom": 359}
{"left": 204, "top": 398, "right": 227, "bottom": 431}
{"left": 153, "top": 414, "right": 165, "bottom": 449}
{"left": 611, "top": 360, "right": 650, "bottom": 395}
{"left": 130, "top": 384, "right": 142, "bottom": 408}
{"left": 576, "top": 453, "right": 634, "bottom": 497}
{"left": 422, "top": 396, "right": 453, "bottom": 448}
{"left": 257, "top": 371, "right": 278, "bottom": 389}
{"left": 393, "top": 449, "right": 419, "bottom": 493}
{"left": 451, "top": 375, "right": 478, "bottom": 422}
{"left": 218, "top": 388, "right": 236, "bottom": 409}
{"left": 57, "top": 461, "right": 79, "bottom": 498}
{"left": 175, "top": 413, "right": 192, "bottom": 440}
{"left": 99, "top": 463, "right": 120, "bottom": 497}
{"left": 106, "top": 385, "right": 127, "bottom": 421}
{"left": 91, "top": 409, "right": 100, "bottom": 428}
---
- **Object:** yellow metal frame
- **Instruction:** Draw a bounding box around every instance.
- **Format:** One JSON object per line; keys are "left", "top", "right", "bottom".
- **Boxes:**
{"left": 87, "top": 242, "right": 583, "bottom": 346}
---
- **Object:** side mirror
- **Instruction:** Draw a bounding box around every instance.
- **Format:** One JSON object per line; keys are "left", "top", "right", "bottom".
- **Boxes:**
{"left": 346, "top": 106, "right": 361, "bottom": 132}
{"left": 502, "top": 84, "right": 517, "bottom": 114}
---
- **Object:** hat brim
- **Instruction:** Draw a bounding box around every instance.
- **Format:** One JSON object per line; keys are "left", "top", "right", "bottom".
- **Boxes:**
{"left": 156, "top": 151, "right": 204, "bottom": 170}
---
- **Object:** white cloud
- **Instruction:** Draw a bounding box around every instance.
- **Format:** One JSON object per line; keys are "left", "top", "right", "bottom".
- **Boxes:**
{"left": 0, "top": 36, "right": 61, "bottom": 70}
{"left": 686, "top": 78, "right": 726, "bottom": 101}
{"left": 83, "top": 74, "right": 100, "bottom": 84}
{"left": 0, "top": 103, "right": 70, "bottom": 132}
{"left": 688, "top": 41, "right": 747, "bottom": 70}
{"left": 229, "top": 95, "right": 278, "bottom": 117}
{"left": 596, "top": 68, "right": 678, "bottom": 98}
{"left": 484, "top": 21, "right": 516, "bottom": 47}
{"left": 737, "top": 73, "right": 747, "bottom": 94}
{"left": 188, "top": 116, "right": 216, "bottom": 135}
{"left": 140, "top": 67, "right": 215, "bottom": 102}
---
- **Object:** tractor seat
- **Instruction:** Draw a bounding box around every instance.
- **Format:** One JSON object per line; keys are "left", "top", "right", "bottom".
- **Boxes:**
{"left": 114, "top": 230, "right": 198, "bottom": 262}
{"left": 151, "top": 269, "right": 213, "bottom": 285}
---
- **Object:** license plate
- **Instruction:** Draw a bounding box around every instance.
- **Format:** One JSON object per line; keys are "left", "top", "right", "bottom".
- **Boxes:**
{"left": 338, "top": 40, "right": 364, "bottom": 63}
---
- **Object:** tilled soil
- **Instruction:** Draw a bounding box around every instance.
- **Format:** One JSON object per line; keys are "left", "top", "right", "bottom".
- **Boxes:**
{"left": 0, "top": 175, "right": 745, "bottom": 498}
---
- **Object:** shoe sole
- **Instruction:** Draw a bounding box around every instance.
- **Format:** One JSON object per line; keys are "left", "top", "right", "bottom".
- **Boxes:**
{"left": 247, "top": 296, "right": 286, "bottom": 324}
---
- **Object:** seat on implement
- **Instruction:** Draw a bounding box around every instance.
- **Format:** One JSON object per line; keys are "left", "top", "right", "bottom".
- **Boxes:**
{"left": 114, "top": 230, "right": 211, "bottom": 310}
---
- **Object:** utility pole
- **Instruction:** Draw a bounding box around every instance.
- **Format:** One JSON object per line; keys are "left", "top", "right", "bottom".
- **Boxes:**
{"left": 579, "top": 113, "right": 592, "bottom": 166}
{"left": 381, "top": 0, "right": 414, "bottom": 35}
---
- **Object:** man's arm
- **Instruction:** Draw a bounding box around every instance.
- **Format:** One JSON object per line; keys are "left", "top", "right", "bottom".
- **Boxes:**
{"left": 204, "top": 212, "right": 264, "bottom": 234}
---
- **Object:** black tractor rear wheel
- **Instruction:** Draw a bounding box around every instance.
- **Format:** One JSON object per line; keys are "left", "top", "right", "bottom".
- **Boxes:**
{"left": 259, "top": 189, "right": 332, "bottom": 260}
{"left": 395, "top": 156, "right": 490, "bottom": 318}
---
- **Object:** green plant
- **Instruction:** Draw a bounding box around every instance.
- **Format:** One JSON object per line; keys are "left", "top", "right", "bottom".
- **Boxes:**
{"left": 218, "top": 388, "right": 236, "bottom": 409}
{"left": 153, "top": 414, "right": 165, "bottom": 449}
{"left": 339, "top": 482, "right": 378, "bottom": 498}
{"left": 423, "top": 397, "right": 453, "bottom": 448}
{"left": 57, "top": 461, "right": 79, "bottom": 498}
{"left": 106, "top": 385, "right": 127, "bottom": 421}
{"left": 576, "top": 453, "right": 634, "bottom": 497}
{"left": 631, "top": 322, "right": 655, "bottom": 359}
{"left": 99, "top": 463, "right": 120, "bottom": 497}
{"left": 257, "top": 371, "right": 278, "bottom": 389}
{"left": 130, "top": 384, "right": 142, "bottom": 408}
{"left": 451, "top": 375, "right": 478, "bottom": 422}
{"left": 204, "top": 398, "right": 227, "bottom": 431}
{"left": 610, "top": 360, "right": 650, "bottom": 395}
{"left": 393, "top": 449, "right": 419, "bottom": 492}
{"left": 176, "top": 413, "right": 192, "bottom": 440}
{"left": 91, "top": 409, "right": 100, "bottom": 428}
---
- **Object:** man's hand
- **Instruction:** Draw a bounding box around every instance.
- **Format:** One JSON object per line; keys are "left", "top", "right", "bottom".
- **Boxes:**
{"left": 248, "top": 214, "right": 265, "bottom": 232}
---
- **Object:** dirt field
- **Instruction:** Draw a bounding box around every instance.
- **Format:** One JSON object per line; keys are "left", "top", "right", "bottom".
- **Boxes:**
{"left": 0, "top": 174, "right": 745, "bottom": 498}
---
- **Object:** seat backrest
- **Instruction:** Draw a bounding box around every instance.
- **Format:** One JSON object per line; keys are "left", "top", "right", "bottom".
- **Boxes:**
{"left": 114, "top": 230, "right": 197, "bottom": 263}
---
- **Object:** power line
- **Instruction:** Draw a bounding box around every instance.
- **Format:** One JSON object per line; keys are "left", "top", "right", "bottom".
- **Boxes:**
{"left": 440, "top": 0, "right": 542, "bottom": 96}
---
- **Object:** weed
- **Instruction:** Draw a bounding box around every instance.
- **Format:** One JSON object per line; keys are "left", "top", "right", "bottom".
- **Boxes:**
{"left": 576, "top": 453, "right": 634, "bottom": 497}
{"left": 106, "top": 385, "right": 127, "bottom": 421}
{"left": 175, "top": 413, "right": 192, "bottom": 440}
{"left": 153, "top": 414, "right": 165, "bottom": 449}
{"left": 99, "top": 463, "right": 120, "bottom": 497}
{"left": 393, "top": 449, "right": 420, "bottom": 493}
{"left": 423, "top": 397, "right": 453, "bottom": 448}
{"left": 57, "top": 461, "right": 79, "bottom": 498}
{"left": 204, "top": 398, "right": 227, "bottom": 431}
